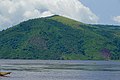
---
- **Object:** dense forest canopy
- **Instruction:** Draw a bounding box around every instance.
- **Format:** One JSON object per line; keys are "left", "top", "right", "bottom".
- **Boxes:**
{"left": 0, "top": 15, "right": 120, "bottom": 60}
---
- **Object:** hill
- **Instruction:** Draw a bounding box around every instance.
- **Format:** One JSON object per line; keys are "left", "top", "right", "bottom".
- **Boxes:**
{"left": 0, "top": 15, "right": 120, "bottom": 60}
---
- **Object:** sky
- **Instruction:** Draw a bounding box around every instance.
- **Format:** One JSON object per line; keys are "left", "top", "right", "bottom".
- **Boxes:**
{"left": 0, "top": 0, "right": 120, "bottom": 30}
{"left": 80, "top": 0, "right": 120, "bottom": 25}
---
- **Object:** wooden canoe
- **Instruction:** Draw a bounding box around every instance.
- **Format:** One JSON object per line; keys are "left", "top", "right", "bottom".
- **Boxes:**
{"left": 0, "top": 72, "right": 11, "bottom": 76}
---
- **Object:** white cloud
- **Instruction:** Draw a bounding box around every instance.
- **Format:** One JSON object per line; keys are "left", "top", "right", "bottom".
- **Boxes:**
{"left": 23, "top": 10, "right": 40, "bottom": 18}
{"left": 0, "top": 0, "right": 99, "bottom": 30}
{"left": 113, "top": 16, "right": 120, "bottom": 23}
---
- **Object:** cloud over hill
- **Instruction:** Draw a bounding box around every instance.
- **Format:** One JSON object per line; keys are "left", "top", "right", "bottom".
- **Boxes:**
{"left": 0, "top": 0, "right": 99, "bottom": 30}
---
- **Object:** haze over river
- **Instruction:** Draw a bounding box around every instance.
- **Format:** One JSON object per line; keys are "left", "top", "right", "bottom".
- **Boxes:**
{"left": 0, "top": 60, "right": 120, "bottom": 80}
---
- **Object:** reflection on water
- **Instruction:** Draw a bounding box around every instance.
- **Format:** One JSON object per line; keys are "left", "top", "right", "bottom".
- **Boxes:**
{"left": 0, "top": 60, "right": 120, "bottom": 80}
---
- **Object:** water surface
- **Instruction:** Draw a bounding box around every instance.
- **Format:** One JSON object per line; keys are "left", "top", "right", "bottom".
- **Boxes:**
{"left": 0, "top": 60, "right": 120, "bottom": 80}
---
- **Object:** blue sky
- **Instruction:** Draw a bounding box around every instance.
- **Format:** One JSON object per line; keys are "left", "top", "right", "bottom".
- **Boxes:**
{"left": 80, "top": 0, "right": 120, "bottom": 25}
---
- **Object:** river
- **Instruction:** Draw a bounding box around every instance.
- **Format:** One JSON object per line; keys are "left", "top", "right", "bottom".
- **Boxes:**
{"left": 0, "top": 60, "right": 120, "bottom": 80}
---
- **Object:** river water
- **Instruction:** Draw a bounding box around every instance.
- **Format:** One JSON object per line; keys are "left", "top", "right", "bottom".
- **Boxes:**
{"left": 0, "top": 60, "right": 120, "bottom": 80}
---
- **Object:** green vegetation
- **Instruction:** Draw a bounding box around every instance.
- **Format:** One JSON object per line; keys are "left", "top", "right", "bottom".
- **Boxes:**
{"left": 0, "top": 15, "right": 120, "bottom": 60}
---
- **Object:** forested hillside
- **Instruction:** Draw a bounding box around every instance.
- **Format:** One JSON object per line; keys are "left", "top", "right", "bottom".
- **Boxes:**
{"left": 0, "top": 15, "right": 120, "bottom": 60}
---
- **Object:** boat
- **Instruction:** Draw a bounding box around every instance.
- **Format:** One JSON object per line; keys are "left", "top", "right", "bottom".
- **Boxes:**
{"left": 0, "top": 72, "right": 11, "bottom": 76}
